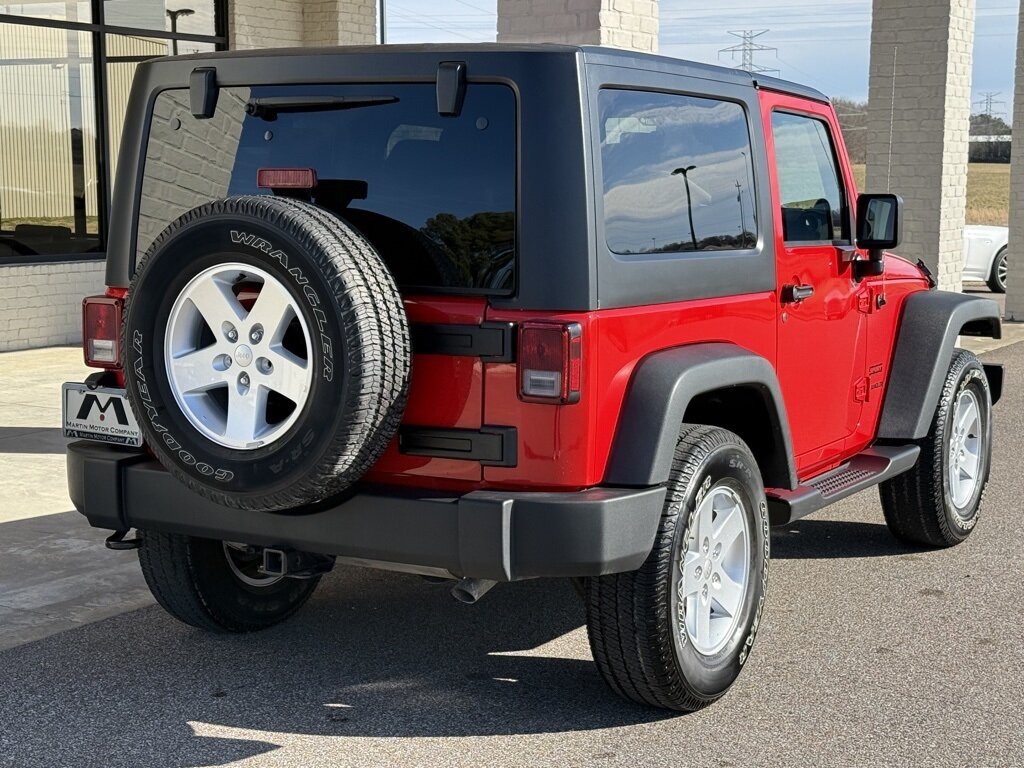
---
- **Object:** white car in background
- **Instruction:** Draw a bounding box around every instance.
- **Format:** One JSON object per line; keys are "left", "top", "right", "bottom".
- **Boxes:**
{"left": 963, "top": 225, "right": 1009, "bottom": 293}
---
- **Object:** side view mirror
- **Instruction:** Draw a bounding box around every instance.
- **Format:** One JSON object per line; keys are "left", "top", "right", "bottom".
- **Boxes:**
{"left": 854, "top": 193, "right": 903, "bottom": 279}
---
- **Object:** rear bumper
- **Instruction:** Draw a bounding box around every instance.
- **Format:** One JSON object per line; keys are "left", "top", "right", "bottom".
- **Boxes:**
{"left": 67, "top": 441, "right": 666, "bottom": 581}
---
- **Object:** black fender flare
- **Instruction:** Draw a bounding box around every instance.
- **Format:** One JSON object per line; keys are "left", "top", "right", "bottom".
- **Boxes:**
{"left": 877, "top": 290, "right": 1002, "bottom": 441}
{"left": 604, "top": 343, "right": 798, "bottom": 490}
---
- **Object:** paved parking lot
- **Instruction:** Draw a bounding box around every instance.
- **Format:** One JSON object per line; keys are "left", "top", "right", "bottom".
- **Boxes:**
{"left": 0, "top": 327, "right": 1021, "bottom": 767}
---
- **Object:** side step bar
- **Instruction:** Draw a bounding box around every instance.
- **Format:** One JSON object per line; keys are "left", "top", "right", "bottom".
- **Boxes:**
{"left": 766, "top": 444, "right": 920, "bottom": 526}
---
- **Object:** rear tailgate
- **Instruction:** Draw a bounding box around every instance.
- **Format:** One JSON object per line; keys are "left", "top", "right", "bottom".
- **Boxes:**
{"left": 132, "top": 77, "right": 518, "bottom": 487}
{"left": 366, "top": 296, "right": 489, "bottom": 484}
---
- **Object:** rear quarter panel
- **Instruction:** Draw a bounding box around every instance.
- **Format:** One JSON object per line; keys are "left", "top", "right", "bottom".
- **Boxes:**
{"left": 484, "top": 292, "right": 777, "bottom": 489}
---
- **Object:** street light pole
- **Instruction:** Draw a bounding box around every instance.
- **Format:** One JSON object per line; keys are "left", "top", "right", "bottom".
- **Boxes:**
{"left": 735, "top": 179, "right": 745, "bottom": 237}
{"left": 166, "top": 8, "right": 195, "bottom": 55}
{"left": 379, "top": 0, "right": 387, "bottom": 44}
{"left": 672, "top": 165, "right": 698, "bottom": 251}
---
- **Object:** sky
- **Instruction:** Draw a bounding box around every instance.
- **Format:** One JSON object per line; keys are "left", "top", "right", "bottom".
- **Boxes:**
{"left": 383, "top": 0, "right": 1020, "bottom": 117}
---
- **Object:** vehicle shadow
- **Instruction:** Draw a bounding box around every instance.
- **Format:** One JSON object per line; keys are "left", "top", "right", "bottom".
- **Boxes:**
{"left": 0, "top": 564, "right": 671, "bottom": 767}
{"left": 0, "top": 426, "right": 67, "bottom": 453}
{"left": 771, "top": 518, "right": 919, "bottom": 559}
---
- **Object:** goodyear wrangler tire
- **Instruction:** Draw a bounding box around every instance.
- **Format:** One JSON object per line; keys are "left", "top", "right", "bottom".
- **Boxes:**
{"left": 585, "top": 425, "right": 770, "bottom": 711}
{"left": 123, "top": 196, "right": 410, "bottom": 512}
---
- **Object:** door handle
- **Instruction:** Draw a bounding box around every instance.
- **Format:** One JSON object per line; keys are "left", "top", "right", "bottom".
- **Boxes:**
{"left": 781, "top": 284, "right": 815, "bottom": 303}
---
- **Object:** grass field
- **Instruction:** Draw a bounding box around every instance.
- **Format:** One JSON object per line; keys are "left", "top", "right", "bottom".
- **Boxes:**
{"left": 851, "top": 163, "right": 1009, "bottom": 227}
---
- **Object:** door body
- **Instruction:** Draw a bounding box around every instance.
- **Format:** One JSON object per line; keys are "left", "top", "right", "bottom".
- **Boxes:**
{"left": 760, "top": 91, "right": 868, "bottom": 479}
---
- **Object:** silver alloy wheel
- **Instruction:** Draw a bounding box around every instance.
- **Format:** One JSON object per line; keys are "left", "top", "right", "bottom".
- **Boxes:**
{"left": 164, "top": 263, "right": 313, "bottom": 450}
{"left": 223, "top": 542, "right": 283, "bottom": 588}
{"left": 948, "top": 388, "right": 982, "bottom": 511}
{"left": 675, "top": 484, "right": 751, "bottom": 657}
{"left": 997, "top": 251, "right": 1008, "bottom": 291}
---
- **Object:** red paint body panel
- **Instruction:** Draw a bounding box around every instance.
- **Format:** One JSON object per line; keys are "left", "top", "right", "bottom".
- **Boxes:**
{"left": 758, "top": 90, "right": 869, "bottom": 478}
{"left": 850, "top": 256, "right": 930, "bottom": 450}
{"left": 365, "top": 295, "right": 487, "bottom": 487}
{"left": 757, "top": 90, "right": 928, "bottom": 480}
{"left": 484, "top": 293, "right": 778, "bottom": 489}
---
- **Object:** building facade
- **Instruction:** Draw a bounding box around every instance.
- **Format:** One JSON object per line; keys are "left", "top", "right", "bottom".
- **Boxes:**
{"left": 0, "top": 1, "right": 227, "bottom": 350}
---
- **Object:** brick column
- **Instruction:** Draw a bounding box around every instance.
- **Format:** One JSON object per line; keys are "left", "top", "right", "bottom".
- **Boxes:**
{"left": 866, "top": 0, "right": 975, "bottom": 292}
{"left": 228, "top": 0, "right": 304, "bottom": 49}
{"left": 497, "top": 0, "right": 658, "bottom": 53}
{"left": 1005, "top": 9, "right": 1024, "bottom": 321}
{"left": 228, "top": 0, "right": 377, "bottom": 49}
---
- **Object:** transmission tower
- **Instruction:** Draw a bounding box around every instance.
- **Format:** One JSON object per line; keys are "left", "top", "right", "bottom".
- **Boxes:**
{"left": 974, "top": 91, "right": 1005, "bottom": 117}
{"left": 719, "top": 30, "right": 779, "bottom": 77}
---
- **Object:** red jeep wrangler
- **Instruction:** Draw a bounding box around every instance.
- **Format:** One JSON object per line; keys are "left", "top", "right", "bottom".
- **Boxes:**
{"left": 65, "top": 45, "right": 1003, "bottom": 712}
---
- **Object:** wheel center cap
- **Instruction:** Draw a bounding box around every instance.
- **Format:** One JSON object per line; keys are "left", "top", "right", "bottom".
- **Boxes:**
{"left": 234, "top": 345, "right": 253, "bottom": 367}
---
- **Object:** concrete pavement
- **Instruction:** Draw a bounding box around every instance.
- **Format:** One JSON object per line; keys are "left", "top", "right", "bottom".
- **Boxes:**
{"left": 0, "top": 331, "right": 1021, "bottom": 766}
{"left": 1, "top": 346, "right": 91, "bottom": 523}
{"left": 0, "top": 347, "right": 153, "bottom": 649}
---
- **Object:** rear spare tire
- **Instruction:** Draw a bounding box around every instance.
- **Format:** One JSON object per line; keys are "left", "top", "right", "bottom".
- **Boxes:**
{"left": 123, "top": 196, "right": 410, "bottom": 512}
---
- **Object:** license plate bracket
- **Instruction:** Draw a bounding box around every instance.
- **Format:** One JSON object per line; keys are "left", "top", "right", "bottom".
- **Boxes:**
{"left": 62, "top": 383, "right": 143, "bottom": 447}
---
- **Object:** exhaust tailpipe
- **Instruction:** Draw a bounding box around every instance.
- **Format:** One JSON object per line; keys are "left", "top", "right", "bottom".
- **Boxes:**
{"left": 451, "top": 577, "right": 498, "bottom": 604}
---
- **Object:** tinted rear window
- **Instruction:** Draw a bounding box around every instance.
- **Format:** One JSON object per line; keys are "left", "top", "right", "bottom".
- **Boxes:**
{"left": 598, "top": 88, "right": 757, "bottom": 255}
{"left": 138, "top": 83, "right": 516, "bottom": 294}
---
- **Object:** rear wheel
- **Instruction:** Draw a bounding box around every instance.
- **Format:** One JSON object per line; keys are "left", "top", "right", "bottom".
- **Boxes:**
{"left": 138, "top": 530, "right": 320, "bottom": 633}
{"left": 585, "top": 426, "right": 770, "bottom": 711}
{"left": 880, "top": 349, "right": 992, "bottom": 547}
{"left": 987, "top": 247, "right": 1008, "bottom": 293}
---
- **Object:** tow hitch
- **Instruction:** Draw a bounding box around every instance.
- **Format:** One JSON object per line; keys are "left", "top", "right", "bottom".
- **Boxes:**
{"left": 105, "top": 530, "right": 142, "bottom": 550}
{"left": 259, "top": 547, "right": 336, "bottom": 579}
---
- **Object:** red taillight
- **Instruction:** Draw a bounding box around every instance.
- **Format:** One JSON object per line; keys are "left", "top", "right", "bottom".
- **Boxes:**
{"left": 256, "top": 167, "right": 317, "bottom": 189}
{"left": 82, "top": 295, "right": 123, "bottom": 369}
{"left": 518, "top": 322, "right": 582, "bottom": 404}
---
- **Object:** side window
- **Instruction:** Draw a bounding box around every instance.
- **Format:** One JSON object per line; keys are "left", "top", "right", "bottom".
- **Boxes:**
{"left": 599, "top": 89, "right": 757, "bottom": 255}
{"left": 770, "top": 111, "right": 847, "bottom": 244}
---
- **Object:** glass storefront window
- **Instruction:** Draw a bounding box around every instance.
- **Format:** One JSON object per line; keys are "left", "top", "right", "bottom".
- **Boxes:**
{"left": 0, "top": 3, "right": 225, "bottom": 261}
{"left": 103, "top": 0, "right": 218, "bottom": 37}
{"left": 0, "top": 24, "right": 100, "bottom": 258}
{"left": 0, "top": 2, "right": 91, "bottom": 23}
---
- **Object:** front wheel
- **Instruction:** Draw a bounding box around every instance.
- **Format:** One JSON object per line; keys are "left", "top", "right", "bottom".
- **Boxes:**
{"left": 138, "top": 531, "right": 320, "bottom": 632}
{"left": 880, "top": 348, "right": 992, "bottom": 547}
{"left": 585, "top": 426, "right": 770, "bottom": 711}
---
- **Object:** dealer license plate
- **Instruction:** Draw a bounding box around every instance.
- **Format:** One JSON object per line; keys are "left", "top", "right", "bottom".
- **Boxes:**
{"left": 62, "top": 383, "right": 143, "bottom": 447}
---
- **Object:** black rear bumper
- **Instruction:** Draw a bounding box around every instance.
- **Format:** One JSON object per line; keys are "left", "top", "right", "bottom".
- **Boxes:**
{"left": 67, "top": 441, "right": 666, "bottom": 581}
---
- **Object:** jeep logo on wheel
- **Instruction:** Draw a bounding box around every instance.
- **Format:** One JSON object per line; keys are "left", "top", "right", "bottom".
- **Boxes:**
{"left": 76, "top": 393, "right": 130, "bottom": 425}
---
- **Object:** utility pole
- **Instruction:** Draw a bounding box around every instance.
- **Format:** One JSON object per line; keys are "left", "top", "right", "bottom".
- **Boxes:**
{"left": 974, "top": 91, "right": 1005, "bottom": 117}
{"left": 718, "top": 30, "right": 779, "bottom": 77}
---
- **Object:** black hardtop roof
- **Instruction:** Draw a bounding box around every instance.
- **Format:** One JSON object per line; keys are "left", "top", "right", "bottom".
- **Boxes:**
{"left": 162, "top": 43, "right": 830, "bottom": 104}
